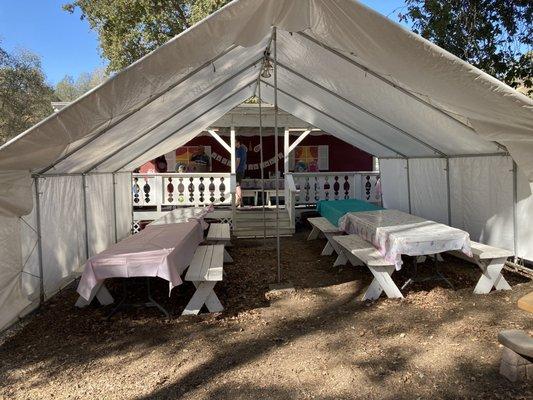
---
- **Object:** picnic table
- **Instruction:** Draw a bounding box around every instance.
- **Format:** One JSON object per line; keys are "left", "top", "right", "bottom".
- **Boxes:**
{"left": 339, "top": 209, "right": 472, "bottom": 270}
{"left": 76, "top": 220, "right": 205, "bottom": 307}
{"left": 316, "top": 199, "right": 383, "bottom": 227}
{"left": 148, "top": 205, "right": 213, "bottom": 229}
{"left": 76, "top": 205, "right": 214, "bottom": 310}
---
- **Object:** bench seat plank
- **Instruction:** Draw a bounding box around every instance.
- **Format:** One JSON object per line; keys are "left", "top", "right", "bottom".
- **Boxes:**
{"left": 308, "top": 217, "right": 341, "bottom": 234}
{"left": 207, "top": 223, "right": 231, "bottom": 242}
{"left": 333, "top": 235, "right": 392, "bottom": 267}
{"left": 186, "top": 245, "right": 224, "bottom": 282}
{"left": 470, "top": 241, "right": 514, "bottom": 260}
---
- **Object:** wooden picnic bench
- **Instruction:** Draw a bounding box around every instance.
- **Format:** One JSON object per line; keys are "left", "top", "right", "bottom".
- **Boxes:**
{"left": 307, "top": 217, "right": 346, "bottom": 267}
{"left": 182, "top": 245, "right": 224, "bottom": 316}
{"left": 333, "top": 234, "right": 402, "bottom": 301}
{"left": 449, "top": 241, "right": 513, "bottom": 294}
{"left": 206, "top": 223, "right": 233, "bottom": 263}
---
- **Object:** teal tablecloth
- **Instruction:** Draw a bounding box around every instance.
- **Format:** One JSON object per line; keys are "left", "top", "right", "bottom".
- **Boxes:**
{"left": 316, "top": 199, "right": 383, "bottom": 227}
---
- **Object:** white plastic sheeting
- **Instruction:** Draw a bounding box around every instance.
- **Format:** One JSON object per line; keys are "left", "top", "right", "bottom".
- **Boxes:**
{"left": 379, "top": 159, "right": 409, "bottom": 212}
{"left": 1, "top": 0, "right": 531, "bottom": 176}
{"left": 449, "top": 156, "right": 514, "bottom": 252}
{"left": 38, "top": 176, "right": 87, "bottom": 298}
{"left": 86, "top": 174, "right": 115, "bottom": 257}
{"left": 408, "top": 158, "right": 449, "bottom": 224}
{"left": 0, "top": 215, "right": 31, "bottom": 330}
{"left": 516, "top": 168, "right": 533, "bottom": 260}
{"left": 115, "top": 173, "right": 133, "bottom": 242}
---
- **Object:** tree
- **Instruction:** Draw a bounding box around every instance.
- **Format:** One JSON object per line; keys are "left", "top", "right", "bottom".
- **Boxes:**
{"left": 399, "top": 0, "right": 533, "bottom": 96}
{"left": 55, "top": 67, "right": 107, "bottom": 101}
{"left": 63, "top": 0, "right": 231, "bottom": 72}
{"left": 0, "top": 46, "right": 55, "bottom": 144}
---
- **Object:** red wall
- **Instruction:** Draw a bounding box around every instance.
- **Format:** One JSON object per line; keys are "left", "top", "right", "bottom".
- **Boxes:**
{"left": 139, "top": 133, "right": 373, "bottom": 177}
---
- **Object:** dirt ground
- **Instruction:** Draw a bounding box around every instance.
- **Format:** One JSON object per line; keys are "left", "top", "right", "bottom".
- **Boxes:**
{"left": 1, "top": 229, "right": 532, "bottom": 400}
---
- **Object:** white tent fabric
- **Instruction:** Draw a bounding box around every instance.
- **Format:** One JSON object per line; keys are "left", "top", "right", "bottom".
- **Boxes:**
{"left": 1, "top": 0, "right": 533, "bottom": 330}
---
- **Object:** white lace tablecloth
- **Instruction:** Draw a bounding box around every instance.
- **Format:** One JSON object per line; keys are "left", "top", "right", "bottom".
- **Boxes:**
{"left": 339, "top": 209, "right": 472, "bottom": 270}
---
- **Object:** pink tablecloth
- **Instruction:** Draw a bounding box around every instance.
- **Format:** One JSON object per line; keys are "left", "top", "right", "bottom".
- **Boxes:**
{"left": 77, "top": 220, "right": 204, "bottom": 300}
{"left": 339, "top": 209, "right": 472, "bottom": 270}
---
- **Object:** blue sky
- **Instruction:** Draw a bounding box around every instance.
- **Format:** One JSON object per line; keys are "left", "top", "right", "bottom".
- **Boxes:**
{"left": 0, "top": 0, "right": 407, "bottom": 86}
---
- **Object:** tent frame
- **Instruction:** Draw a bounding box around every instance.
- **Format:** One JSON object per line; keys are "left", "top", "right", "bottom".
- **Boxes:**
{"left": 37, "top": 44, "right": 240, "bottom": 175}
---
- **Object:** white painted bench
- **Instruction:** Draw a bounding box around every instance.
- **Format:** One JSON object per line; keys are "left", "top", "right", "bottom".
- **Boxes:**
{"left": 307, "top": 217, "right": 346, "bottom": 266}
{"left": 182, "top": 245, "right": 224, "bottom": 315}
{"left": 206, "top": 223, "right": 233, "bottom": 263}
{"left": 450, "top": 241, "right": 513, "bottom": 294}
{"left": 333, "top": 235, "right": 403, "bottom": 301}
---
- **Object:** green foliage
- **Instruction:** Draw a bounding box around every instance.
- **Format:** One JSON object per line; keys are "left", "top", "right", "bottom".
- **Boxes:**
{"left": 0, "top": 46, "right": 54, "bottom": 144}
{"left": 64, "top": 0, "right": 231, "bottom": 72}
{"left": 54, "top": 68, "right": 107, "bottom": 101}
{"left": 400, "top": 0, "right": 533, "bottom": 96}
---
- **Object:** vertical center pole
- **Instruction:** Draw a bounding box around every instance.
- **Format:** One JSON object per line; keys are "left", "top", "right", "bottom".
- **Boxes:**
{"left": 112, "top": 173, "right": 118, "bottom": 243}
{"left": 82, "top": 174, "right": 90, "bottom": 259}
{"left": 445, "top": 158, "right": 452, "bottom": 226}
{"left": 512, "top": 160, "right": 518, "bottom": 261}
{"left": 34, "top": 177, "right": 45, "bottom": 304}
{"left": 258, "top": 79, "right": 267, "bottom": 242}
{"left": 273, "top": 26, "right": 281, "bottom": 283}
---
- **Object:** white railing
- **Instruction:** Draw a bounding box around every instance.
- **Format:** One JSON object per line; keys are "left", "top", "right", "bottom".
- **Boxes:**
{"left": 284, "top": 174, "right": 298, "bottom": 228}
{"left": 291, "top": 171, "right": 381, "bottom": 206}
{"left": 132, "top": 172, "right": 232, "bottom": 208}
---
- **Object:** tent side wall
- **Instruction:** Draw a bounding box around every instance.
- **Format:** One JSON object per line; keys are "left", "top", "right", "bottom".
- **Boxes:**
{"left": 380, "top": 155, "right": 527, "bottom": 258}
{"left": 0, "top": 172, "right": 132, "bottom": 331}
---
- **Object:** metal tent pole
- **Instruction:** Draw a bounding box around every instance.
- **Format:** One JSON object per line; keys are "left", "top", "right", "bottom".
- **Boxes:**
{"left": 82, "top": 174, "right": 90, "bottom": 259}
{"left": 445, "top": 158, "right": 452, "bottom": 225}
{"left": 273, "top": 27, "right": 281, "bottom": 283}
{"left": 406, "top": 159, "right": 412, "bottom": 213}
{"left": 258, "top": 79, "right": 267, "bottom": 242}
{"left": 34, "top": 177, "right": 45, "bottom": 304}
{"left": 112, "top": 173, "right": 118, "bottom": 243}
{"left": 512, "top": 161, "right": 518, "bottom": 260}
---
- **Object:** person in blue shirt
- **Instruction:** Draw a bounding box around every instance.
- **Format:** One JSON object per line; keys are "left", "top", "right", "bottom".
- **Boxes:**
{"left": 235, "top": 137, "right": 247, "bottom": 207}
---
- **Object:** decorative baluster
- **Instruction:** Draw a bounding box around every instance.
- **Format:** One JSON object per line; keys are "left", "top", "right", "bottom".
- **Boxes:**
{"left": 143, "top": 178, "right": 151, "bottom": 203}
{"left": 166, "top": 177, "right": 174, "bottom": 203}
{"left": 132, "top": 177, "right": 140, "bottom": 204}
{"left": 304, "top": 177, "right": 310, "bottom": 202}
{"left": 209, "top": 177, "right": 216, "bottom": 203}
{"left": 177, "top": 178, "right": 185, "bottom": 203}
{"left": 343, "top": 176, "right": 350, "bottom": 199}
{"left": 199, "top": 177, "right": 205, "bottom": 203}
{"left": 365, "top": 175, "right": 372, "bottom": 200}
{"left": 219, "top": 177, "right": 226, "bottom": 202}
{"left": 333, "top": 176, "right": 340, "bottom": 200}
{"left": 188, "top": 177, "right": 195, "bottom": 204}
{"left": 323, "top": 176, "right": 330, "bottom": 200}
{"left": 314, "top": 177, "right": 320, "bottom": 202}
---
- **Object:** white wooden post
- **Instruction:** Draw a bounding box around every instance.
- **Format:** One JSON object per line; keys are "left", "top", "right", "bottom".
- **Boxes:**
{"left": 230, "top": 126, "right": 236, "bottom": 174}
{"left": 284, "top": 128, "right": 290, "bottom": 174}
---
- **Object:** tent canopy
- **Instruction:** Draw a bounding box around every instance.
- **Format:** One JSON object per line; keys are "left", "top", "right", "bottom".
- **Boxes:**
{"left": 0, "top": 0, "right": 532, "bottom": 183}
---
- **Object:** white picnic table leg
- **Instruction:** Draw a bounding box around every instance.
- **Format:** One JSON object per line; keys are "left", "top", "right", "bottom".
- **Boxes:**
{"left": 474, "top": 257, "right": 511, "bottom": 294}
{"left": 75, "top": 282, "right": 114, "bottom": 308}
{"left": 321, "top": 241, "right": 334, "bottom": 256}
{"left": 362, "top": 277, "right": 384, "bottom": 301}
{"left": 307, "top": 226, "right": 320, "bottom": 241}
{"left": 182, "top": 281, "right": 221, "bottom": 315}
{"left": 191, "top": 282, "right": 223, "bottom": 313}
{"left": 367, "top": 265, "right": 403, "bottom": 299}
{"left": 223, "top": 248, "right": 234, "bottom": 263}
{"left": 333, "top": 253, "right": 348, "bottom": 267}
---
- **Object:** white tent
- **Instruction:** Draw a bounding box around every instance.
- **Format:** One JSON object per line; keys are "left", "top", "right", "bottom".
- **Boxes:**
{"left": 1, "top": 0, "right": 532, "bottom": 330}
